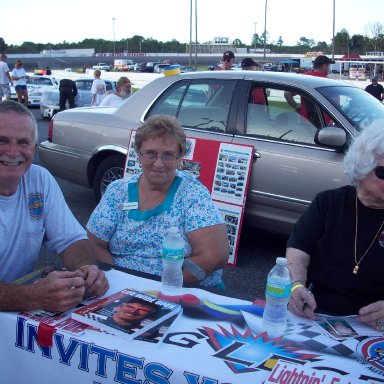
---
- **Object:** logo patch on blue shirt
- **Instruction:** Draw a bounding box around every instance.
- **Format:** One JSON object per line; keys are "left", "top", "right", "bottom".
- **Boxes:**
{"left": 28, "top": 193, "right": 44, "bottom": 219}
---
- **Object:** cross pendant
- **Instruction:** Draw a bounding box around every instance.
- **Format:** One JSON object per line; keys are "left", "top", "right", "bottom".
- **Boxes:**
{"left": 353, "top": 265, "right": 359, "bottom": 274}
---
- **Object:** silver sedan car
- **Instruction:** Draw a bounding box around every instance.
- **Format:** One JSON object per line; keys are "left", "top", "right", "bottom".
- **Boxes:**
{"left": 39, "top": 71, "right": 384, "bottom": 234}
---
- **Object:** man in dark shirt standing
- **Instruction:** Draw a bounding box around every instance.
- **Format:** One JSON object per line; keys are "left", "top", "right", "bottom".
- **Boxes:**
{"left": 365, "top": 76, "right": 384, "bottom": 101}
{"left": 59, "top": 78, "right": 78, "bottom": 111}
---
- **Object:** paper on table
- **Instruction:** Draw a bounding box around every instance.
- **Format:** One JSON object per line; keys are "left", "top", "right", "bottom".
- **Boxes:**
{"left": 314, "top": 314, "right": 382, "bottom": 340}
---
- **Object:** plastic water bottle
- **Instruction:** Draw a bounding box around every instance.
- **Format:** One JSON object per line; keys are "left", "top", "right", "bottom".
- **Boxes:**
{"left": 262, "top": 257, "right": 292, "bottom": 337}
{"left": 161, "top": 226, "right": 184, "bottom": 292}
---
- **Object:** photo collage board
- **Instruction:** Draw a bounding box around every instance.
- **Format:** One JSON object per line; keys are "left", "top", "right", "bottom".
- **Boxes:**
{"left": 124, "top": 130, "right": 254, "bottom": 266}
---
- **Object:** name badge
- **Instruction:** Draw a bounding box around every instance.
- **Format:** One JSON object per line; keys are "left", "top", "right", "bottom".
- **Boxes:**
{"left": 118, "top": 202, "right": 138, "bottom": 210}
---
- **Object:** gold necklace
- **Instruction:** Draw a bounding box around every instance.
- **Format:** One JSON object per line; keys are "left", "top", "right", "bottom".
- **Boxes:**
{"left": 353, "top": 192, "right": 384, "bottom": 274}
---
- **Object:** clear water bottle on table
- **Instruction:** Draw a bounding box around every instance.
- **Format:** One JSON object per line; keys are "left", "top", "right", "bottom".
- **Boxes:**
{"left": 262, "top": 257, "right": 292, "bottom": 337}
{"left": 161, "top": 226, "right": 184, "bottom": 292}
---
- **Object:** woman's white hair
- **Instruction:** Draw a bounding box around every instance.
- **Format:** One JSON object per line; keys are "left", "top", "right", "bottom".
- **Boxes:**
{"left": 344, "top": 120, "right": 384, "bottom": 185}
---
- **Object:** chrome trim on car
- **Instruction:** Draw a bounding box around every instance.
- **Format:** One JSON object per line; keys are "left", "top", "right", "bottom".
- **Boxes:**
{"left": 184, "top": 128, "right": 234, "bottom": 137}
{"left": 235, "top": 134, "right": 339, "bottom": 152}
{"left": 38, "top": 144, "right": 82, "bottom": 158}
{"left": 93, "top": 145, "right": 128, "bottom": 156}
{"left": 253, "top": 190, "right": 311, "bottom": 206}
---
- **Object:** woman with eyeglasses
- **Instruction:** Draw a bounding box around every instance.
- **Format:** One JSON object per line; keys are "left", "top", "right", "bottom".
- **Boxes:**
{"left": 86, "top": 115, "right": 229, "bottom": 289}
{"left": 286, "top": 122, "right": 384, "bottom": 332}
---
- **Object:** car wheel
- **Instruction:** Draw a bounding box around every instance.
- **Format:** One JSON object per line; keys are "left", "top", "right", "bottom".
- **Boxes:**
{"left": 93, "top": 154, "right": 125, "bottom": 201}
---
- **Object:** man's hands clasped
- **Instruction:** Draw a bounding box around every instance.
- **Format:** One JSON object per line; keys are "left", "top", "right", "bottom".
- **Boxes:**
{"left": 79, "top": 264, "right": 109, "bottom": 298}
{"left": 34, "top": 265, "right": 109, "bottom": 313}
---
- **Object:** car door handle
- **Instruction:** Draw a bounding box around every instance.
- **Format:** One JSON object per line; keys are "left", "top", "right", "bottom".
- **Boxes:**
{"left": 253, "top": 151, "right": 261, "bottom": 161}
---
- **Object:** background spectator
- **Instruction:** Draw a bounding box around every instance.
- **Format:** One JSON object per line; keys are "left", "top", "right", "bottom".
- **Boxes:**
{"left": 11, "top": 60, "right": 29, "bottom": 105}
{"left": 365, "top": 76, "right": 384, "bottom": 101}
{"left": 0, "top": 54, "right": 12, "bottom": 101}
{"left": 59, "top": 78, "right": 78, "bottom": 111}
{"left": 91, "top": 69, "right": 106, "bottom": 106}
{"left": 100, "top": 76, "right": 132, "bottom": 107}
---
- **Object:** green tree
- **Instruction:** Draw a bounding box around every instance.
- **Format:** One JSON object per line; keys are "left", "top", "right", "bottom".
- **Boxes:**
{"left": 0, "top": 37, "right": 6, "bottom": 53}
{"left": 333, "top": 29, "right": 350, "bottom": 55}
{"left": 367, "top": 21, "right": 383, "bottom": 51}
{"left": 233, "top": 38, "right": 244, "bottom": 48}
{"left": 251, "top": 33, "right": 263, "bottom": 49}
{"left": 130, "top": 35, "right": 145, "bottom": 53}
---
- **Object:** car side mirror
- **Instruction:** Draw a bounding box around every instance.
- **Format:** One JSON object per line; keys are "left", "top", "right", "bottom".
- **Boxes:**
{"left": 315, "top": 126, "right": 347, "bottom": 148}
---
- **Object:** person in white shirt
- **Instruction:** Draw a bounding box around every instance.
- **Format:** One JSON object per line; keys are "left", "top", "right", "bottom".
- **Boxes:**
{"left": 90, "top": 69, "right": 107, "bottom": 106}
{"left": 11, "top": 60, "right": 28, "bottom": 105}
{"left": 0, "top": 53, "right": 12, "bottom": 100}
{"left": 100, "top": 76, "right": 132, "bottom": 107}
{"left": 0, "top": 100, "right": 109, "bottom": 312}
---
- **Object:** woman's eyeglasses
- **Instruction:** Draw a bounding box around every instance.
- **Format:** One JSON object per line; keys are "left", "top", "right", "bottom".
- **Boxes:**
{"left": 139, "top": 151, "right": 180, "bottom": 163}
{"left": 374, "top": 166, "right": 384, "bottom": 180}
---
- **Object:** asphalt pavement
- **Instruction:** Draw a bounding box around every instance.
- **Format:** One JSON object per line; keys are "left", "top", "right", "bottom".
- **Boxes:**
{"left": 32, "top": 109, "right": 284, "bottom": 302}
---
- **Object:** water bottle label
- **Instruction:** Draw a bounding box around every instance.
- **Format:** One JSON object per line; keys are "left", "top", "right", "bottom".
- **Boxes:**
{"left": 266, "top": 280, "right": 291, "bottom": 299}
{"left": 162, "top": 247, "right": 184, "bottom": 261}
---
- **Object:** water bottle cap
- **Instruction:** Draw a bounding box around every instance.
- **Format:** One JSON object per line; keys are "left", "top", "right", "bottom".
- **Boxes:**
{"left": 169, "top": 226, "right": 179, "bottom": 233}
{"left": 276, "top": 257, "right": 287, "bottom": 266}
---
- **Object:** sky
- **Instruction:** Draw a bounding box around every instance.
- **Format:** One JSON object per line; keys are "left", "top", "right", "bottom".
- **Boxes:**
{"left": 1, "top": 0, "right": 383, "bottom": 48}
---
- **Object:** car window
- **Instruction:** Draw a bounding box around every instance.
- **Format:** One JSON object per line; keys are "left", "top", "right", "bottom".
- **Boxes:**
{"left": 75, "top": 80, "right": 93, "bottom": 90}
{"left": 147, "top": 79, "right": 236, "bottom": 133}
{"left": 245, "top": 83, "right": 334, "bottom": 145}
{"left": 27, "top": 77, "right": 53, "bottom": 86}
{"left": 318, "top": 85, "right": 384, "bottom": 132}
{"left": 105, "top": 81, "right": 114, "bottom": 91}
{"left": 75, "top": 80, "right": 113, "bottom": 91}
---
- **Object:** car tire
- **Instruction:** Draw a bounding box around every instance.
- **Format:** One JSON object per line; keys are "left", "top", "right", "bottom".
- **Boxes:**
{"left": 93, "top": 154, "right": 125, "bottom": 201}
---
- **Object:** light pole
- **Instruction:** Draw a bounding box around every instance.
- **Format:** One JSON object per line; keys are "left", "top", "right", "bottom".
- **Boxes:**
{"left": 263, "top": 0, "right": 268, "bottom": 59}
{"left": 254, "top": 22, "right": 257, "bottom": 52}
{"left": 331, "top": 0, "right": 335, "bottom": 59}
{"left": 347, "top": 32, "right": 350, "bottom": 57}
{"left": 194, "top": 0, "right": 198, "bottom": 69}
{"left": 189, "top": 0, "right": 192, "bottom": 67}
{"left": 112, "top": 17, "right": 116, "bottom": 55}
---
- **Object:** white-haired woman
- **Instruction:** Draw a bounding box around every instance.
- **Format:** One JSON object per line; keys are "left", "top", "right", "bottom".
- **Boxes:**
{"left": 286, "top": 122, "right": 384, "bottom": 332}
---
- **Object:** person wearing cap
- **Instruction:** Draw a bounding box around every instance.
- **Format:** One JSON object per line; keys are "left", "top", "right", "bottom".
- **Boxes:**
{"left": 59, "top": 78, "right": 78, "bottom": 111}
{"left": 308, "top": 55, "right": 335, "bottom": 78}
{"left": 365, "top": 76, "right": 384, "bottom": 102}
{"left": 0, "top": 54, "right": 12, "bottom": 101}
{"left": 285, "top": 55, "right": 335, "bottom": 123}
{"left": 241, "top": 58, "right": 266, "bottom": 105}
{"left": 11, "top": 60, "right": 29, "bottom": 105}
{"left": 216, "top": 50, "right": 235, "bottom": 71}
{"left": 241, "top": 57, "right": 258, "bottom": 71}
{"left": 99, "top": 76, "right": 132, "bottom": 107}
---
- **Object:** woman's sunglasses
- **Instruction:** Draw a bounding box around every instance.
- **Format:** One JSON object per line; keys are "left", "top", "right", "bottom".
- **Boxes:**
{"left": 374, "top": 166, "right": 384, "bottom": 180}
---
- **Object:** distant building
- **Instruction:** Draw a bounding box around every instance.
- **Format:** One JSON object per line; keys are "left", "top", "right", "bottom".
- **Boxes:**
{"left": 186, "top": 36, "right": 237, "bottom": 54}
{"left": 40, "top": 48, "right": 95, "bottom": 57}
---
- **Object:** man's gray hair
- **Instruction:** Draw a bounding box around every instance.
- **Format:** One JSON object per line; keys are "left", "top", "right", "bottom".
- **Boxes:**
{"left": 344, "top": 121, "right": 384, "bottom": 185}
{"left": 0, "top": 100, "right": 38, "bottom": 143}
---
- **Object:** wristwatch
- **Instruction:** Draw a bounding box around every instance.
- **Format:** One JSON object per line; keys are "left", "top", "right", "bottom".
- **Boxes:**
{"left": 183, "top": 259, "right": 206, "bottom": 281}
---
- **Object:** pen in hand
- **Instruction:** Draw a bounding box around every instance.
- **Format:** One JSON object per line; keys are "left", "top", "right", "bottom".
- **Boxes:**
{"left": 302, "top": 282, "right": 314, "bottom": 311}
